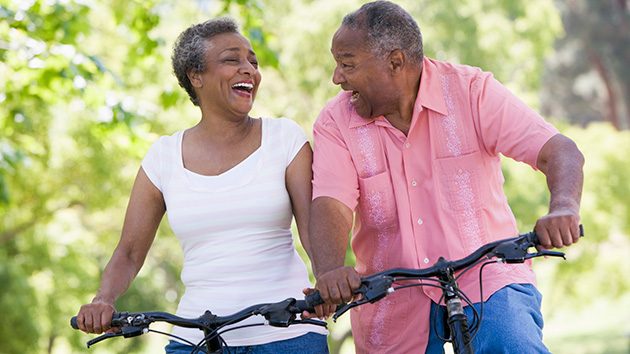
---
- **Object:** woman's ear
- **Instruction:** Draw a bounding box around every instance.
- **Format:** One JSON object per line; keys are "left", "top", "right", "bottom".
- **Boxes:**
{"left": 188, "top": 70, "right": 203, "bottom": 88}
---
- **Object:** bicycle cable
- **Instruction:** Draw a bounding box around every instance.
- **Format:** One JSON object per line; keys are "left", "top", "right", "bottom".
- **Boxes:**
{"left": 195, "top": 323, "right": 266, "bottom": 354}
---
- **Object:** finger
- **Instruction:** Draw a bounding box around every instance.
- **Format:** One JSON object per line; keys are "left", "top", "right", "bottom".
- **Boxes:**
{"left": 317, "top": 283, "right": 330, "bottom": 304}
{"left": 84, "top": 313, "right": 94, "bottom": 333}
{"left": 339, "top": 281, "right": 354, "bottom": 303}
{"left": 549, "top": 226, "right": 563, "bottom": 249}
{"left": 101, "top": 310, "right": 113, "bottom": 332}
{"left": 535, "top": 223, "right": 552, "bottom": 249}
{"left": 77, "top": 313, "right": 86, "bottom": 332}
{"left": 314, "top": 304, "right": 324, "bottom": 319}
{"left": 561, "top": 224, "right": 573, "bottom": 247}
{"left": 570, "top": 222, "right": 580, "bottom": 243}
{"left": 326, "top": 304, "right": 337, "bottom": 317}
{"left": 93, "top": 315, "right": 103, "bottom": 334}
{"left": 328, "top": 284, "right": 342, "bottom": 304}
{"left": 348, "top": 271, "right": 361, "bottom": 290}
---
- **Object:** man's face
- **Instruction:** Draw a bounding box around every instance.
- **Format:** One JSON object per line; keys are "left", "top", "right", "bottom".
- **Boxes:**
{"left": 330, "top": 25, "right": 395, "bottom": 119}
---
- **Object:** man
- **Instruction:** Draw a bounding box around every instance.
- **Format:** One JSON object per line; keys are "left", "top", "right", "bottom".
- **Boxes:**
{"left": 308, "top": 1, "right": 584, "bottom": 353}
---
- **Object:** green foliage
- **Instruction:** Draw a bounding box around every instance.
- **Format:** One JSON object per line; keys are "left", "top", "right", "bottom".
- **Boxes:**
{"left": 0, "top": 0, "right": 627, "bottom": 353}
{"left": 503, "top": 122, "right": 630, "bottom": 310}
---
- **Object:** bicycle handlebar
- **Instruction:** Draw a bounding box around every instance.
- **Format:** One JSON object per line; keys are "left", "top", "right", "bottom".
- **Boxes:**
{"left": 328, "top": 226, "right": 583, "bottom": 319}
{"left": 70, "top": 294, "right": 325, "bottom": 330}
{"left": 71, "top": 295, "right": 326, "bottom": 348}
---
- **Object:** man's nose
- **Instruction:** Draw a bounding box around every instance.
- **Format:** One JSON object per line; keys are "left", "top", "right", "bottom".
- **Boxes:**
{"left": 332, "top": 66, "right": 345, "bottom": 85}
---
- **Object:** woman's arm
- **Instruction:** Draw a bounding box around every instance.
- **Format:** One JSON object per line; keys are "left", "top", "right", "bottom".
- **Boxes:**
{"left": 76, "top": 167, "right": 166, "bottom": 334}
{"left": 285, "top": 143, "right": 314, "bottom": 258}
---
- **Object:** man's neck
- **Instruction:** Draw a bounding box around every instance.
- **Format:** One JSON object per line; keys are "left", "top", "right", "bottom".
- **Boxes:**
{"left": 384, "top": 69, "right": 421, "bottom": 136}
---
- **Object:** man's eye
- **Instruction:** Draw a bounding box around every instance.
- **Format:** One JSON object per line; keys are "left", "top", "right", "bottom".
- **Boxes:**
{"left": 341, "top": 63, "right": 353, "bottom": 69}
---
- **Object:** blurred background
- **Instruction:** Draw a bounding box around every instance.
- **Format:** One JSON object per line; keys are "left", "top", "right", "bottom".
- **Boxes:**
{"left": 1, "top": 0, "right": 629, "bottom": 353}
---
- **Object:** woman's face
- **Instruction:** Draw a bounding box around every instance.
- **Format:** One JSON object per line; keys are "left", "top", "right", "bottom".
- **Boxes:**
{"left": 194, "top": 32, "right": 261, "bottom": 117}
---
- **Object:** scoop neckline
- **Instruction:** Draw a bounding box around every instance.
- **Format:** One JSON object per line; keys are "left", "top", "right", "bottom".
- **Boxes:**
{"left": 178, "top": 117, "right": 265, "bottom": 178}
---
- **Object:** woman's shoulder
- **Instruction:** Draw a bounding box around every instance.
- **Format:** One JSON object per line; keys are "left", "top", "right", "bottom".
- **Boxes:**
{"left": 149, "top": 130, "right": 183, "bottom": 149}
{"left": 262, "top": 117, "right": 306, "bottom": 136}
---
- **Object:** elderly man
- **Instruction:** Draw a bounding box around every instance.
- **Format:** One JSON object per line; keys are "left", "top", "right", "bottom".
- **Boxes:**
{"left": 307, "top": 1, "right": 584, "bottom": 353}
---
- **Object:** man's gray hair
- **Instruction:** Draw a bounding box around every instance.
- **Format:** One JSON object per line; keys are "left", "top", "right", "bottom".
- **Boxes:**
{"left": 172, "top": 17, "right": 239, "bottom": 106}
{"left": 342, "top": 0, "right": 423, "bottom": 64}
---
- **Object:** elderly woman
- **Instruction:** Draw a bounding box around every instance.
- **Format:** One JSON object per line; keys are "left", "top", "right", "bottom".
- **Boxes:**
{"left": 75, "top": 18, "right": 328, "bottom": 353}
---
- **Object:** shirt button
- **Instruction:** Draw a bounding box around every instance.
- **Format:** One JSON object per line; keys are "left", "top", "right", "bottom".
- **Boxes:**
{"left": 417, "top": 217, "right": 423, "bottom": 225}
{"left": 411, "top": 179, "right": 417, "bottom": 187}
{"left": 404, "top": 142, "right": 411, "bottom": 148}
{"left": 423, "top": 258, "right": 430, "bottom": 264}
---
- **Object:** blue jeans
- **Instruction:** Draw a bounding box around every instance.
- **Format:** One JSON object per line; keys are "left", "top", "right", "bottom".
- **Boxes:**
{"left": 425, "top": 283, "right": 550, "bottom": 353}
{"left": 164, "top": 332, "right": 328, "bottom": 354}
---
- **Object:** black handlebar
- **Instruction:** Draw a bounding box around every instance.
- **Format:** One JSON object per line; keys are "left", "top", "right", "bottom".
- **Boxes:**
{"left": 326, "top": 226, "right": 584, "bottom": 320}
{"left": 71, "top": 294, "right": 328, "bottom": 349}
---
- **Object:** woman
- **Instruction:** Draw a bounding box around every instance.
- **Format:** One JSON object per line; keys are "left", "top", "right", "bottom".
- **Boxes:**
{"left": 75, "top": 17, "right": 328, "bottom": 353}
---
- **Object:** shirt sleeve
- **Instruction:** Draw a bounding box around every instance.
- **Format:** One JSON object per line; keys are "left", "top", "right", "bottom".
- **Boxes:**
{"left": 141, "top": 137, "right": 163, "bottom": 192}
{"left": 280, "top": 118, "right": 309, "bottom": 166}
{"left": 312, "top": 108, "right": 360, "bottom": 211}
{"left": 471, "top": 72, "right": 558, "bottom": 170}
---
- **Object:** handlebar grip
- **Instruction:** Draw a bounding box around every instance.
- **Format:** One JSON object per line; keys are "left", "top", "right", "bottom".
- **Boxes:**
{"left": 70, "top": 316, "right": 79, "bottom": 329}
{"left": 528, "top": 224, "right": 585, "bottom": 245}
{"left": 302, "top": 291, "right": 325, "bottom": 311}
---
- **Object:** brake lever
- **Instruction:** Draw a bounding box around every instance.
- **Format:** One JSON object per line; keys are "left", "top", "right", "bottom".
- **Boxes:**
{"left": 332, "top": 275, "right": 395, "bottom": 321}
{"left": 86, "top": 325, "right": 147, "bottom": 348}
{"left": 292, "top": 319, "right": 328, "bottom": 328}
{"left": 524, "top": 249, "right": 566, "bottom": 260}
{"left": 332, "top": 298, "right": 368, "bottom": 321}
{"left": 86, "top": 331, "right": 123, "bottom": 348}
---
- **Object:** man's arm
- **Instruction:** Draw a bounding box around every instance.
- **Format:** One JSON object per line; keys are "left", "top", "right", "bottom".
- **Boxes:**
{"left": 535, "top": 134, "right": 585, "bottom": 249}
{"left": 309, "top": 197, "right": 361, "bottom": 309}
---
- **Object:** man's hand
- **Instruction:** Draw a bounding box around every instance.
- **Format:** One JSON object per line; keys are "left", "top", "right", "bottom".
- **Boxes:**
{"left": 314, "top": 266, "right": 361, "bottom": 318}
{"left": 535, "top": 207, "right": 580, "bottom": 249}
{"left": 301, "top": 288, "right": 337, "bottom": 320}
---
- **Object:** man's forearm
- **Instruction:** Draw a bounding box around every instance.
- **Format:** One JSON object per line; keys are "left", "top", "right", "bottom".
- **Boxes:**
{"left": 309, "top": 197, "right": 354, "bottom": 277}
{"left": 537, "top": 134, "right": 585, "bottom": 212}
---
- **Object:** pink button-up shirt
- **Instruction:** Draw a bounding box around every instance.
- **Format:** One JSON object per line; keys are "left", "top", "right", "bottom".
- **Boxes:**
{"left": 312, "top": 57, "right": 558, "bottom": 353}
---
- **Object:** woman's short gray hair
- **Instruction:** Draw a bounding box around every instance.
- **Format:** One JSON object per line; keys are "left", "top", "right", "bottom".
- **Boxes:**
{"left": 172, "top": 17, "right": 240, "bottom": 106}
{"left": 342, "top": 0, "right": 423, "bottom": 64}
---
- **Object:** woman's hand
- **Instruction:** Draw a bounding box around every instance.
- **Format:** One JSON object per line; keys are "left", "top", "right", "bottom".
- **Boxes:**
{"left": 75, "top": 297, "right": 116, "bottom": 334}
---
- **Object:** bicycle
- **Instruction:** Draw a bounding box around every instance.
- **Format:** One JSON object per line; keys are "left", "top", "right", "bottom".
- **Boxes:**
{"left": 314, "top": 225, "right": 584, "bottom": 354}
{"left": 70, "top": 295, "right": 327, "bottom": 353}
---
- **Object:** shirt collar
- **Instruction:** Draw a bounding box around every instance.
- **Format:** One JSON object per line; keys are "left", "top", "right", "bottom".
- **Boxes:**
{"left": 347, "top": 57, "right": 448, "bottom": 129}
{"left": 416, "top": 57, "right": 448, "bottom": 116}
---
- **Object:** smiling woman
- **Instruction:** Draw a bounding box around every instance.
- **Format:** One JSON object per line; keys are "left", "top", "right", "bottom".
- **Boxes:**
{"left": 73, "top": 17, "right": 329, "bottom": 354}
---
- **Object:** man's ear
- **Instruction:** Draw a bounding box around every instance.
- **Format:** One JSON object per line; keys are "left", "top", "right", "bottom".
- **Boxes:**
{"left": 389, "top": 49, "right": 405, "bottom": 74}
{"left": 188, "top": 70, "right": 203, "bottom": 88}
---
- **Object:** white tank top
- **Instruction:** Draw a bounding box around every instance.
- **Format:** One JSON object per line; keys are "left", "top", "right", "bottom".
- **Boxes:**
{"left": 141, "top": 117, "right": 326, "bottom": 346}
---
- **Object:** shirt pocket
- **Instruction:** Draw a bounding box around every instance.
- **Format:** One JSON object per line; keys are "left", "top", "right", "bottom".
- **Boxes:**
{"left": 357, "top": 171, "right": 399, "bottom": 232}
{"left": 435, "top": 151, "right": 489, "bottom": 251}
{"left": 351, "top": 288, "right": 412, "bottom": 352}
{"left": 435, "top": 151, "right": 489, "bottom": 210}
